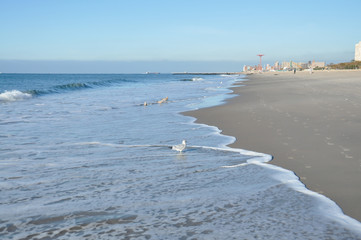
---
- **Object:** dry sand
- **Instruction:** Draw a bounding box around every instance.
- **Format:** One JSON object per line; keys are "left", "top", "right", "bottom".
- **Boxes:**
{"left": 186, "top": 70, "right": 361, "bottom": 222}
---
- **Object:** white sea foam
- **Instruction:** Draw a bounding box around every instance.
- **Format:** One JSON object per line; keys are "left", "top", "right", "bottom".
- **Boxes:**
{"left": 192, "top": 77, "right": 204, "bottom": 81}
{"left": 0, "top": 90, "right": 32, "bottom": 102}
{"left": 255, "top": 161, "right": 361, "bottom": 233}
{"left": 203, "top": 141, "right": 361, "bottom": 233}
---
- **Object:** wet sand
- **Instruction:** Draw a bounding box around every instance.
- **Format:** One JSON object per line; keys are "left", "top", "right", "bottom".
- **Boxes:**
{"left": 186, "top": 70, "right": 361, "bottom": 222}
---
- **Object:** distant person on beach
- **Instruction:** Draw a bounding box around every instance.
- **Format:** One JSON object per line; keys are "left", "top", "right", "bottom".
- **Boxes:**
{"left": 293, "top": 68, "right": 296, "bottom": 74}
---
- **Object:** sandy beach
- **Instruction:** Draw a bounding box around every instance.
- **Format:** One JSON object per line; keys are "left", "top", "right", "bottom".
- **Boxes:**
{"left": 186, "top": 70, "right": 361, "bottom": 222}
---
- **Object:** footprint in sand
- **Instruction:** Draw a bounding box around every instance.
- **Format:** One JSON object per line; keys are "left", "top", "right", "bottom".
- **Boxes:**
{"left": 339, "top": 146, "right": 350, "bottom": 152}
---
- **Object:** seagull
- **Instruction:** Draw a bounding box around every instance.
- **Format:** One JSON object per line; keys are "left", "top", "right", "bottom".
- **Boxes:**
{"left": 172, "top": 140, "right": 186, "bottom": 152}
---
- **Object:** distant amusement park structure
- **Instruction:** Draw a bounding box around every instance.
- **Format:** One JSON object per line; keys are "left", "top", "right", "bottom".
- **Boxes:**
{"left": 257, "top": 54, "right": 264, "bottom": 71}
{"left": 243, "top": 42, "right": 361, "bottom": 71}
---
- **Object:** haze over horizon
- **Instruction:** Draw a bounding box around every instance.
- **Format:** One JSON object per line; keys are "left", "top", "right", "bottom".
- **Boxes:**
{"left": 1, "top": 0, "right": 360, "bottom": 73}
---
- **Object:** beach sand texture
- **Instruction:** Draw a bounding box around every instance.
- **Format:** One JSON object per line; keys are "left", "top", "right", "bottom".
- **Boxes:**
{"left": 187, "top": 70, "right": 361, "bottom": 222}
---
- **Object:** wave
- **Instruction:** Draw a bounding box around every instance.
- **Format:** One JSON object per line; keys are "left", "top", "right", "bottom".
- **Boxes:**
{"left": 180, "top": 77, "right": 204, "bottom": 82}
{"left": 74, "top": 141, "right": 271, "bottom": 164}
{"left": 28, "top": 79, "right": 133, "bottom": 96}
{"left": 0, "top": 90, "right": 32, "bottom": 102}
{"left": 1, "top": 77, "right": 135, "bottom": 102}
{"left": 26, "top": 82, "right": 93, "bottom": 96}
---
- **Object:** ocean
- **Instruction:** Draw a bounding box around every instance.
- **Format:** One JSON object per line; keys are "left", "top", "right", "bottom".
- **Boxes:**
{"left": 1, "top": 73, "right": 361, "bottom": 239}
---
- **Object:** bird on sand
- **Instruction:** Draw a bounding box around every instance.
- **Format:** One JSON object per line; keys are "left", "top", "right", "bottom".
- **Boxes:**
{"left": 172, "top": 140, "right": 186, "bottom": 152}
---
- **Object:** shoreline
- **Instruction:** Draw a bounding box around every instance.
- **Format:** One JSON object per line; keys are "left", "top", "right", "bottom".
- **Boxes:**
{"left": 172, "top": 72, "right": 242, "bottom": 75}
{"left": 185, "top": 70, "right": 361, "bottom": 222}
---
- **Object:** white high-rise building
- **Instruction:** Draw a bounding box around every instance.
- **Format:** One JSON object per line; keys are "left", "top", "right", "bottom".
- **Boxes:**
{"left": 355, "top": 41, "right": 361, "bottom": 61}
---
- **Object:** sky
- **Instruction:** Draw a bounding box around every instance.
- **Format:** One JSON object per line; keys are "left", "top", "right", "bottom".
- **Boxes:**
{"left": 1, "top": 0, "right": 361, "bottom": 73}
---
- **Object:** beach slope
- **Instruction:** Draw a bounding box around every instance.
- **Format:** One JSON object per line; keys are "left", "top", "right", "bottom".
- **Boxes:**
{"left": 186, "top": 70, "right": 361, "bottom": 222}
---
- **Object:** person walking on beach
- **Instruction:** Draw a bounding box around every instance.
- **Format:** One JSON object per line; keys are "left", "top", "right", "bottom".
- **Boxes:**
{"left": 293, "top": 68, "right": 296, "bottom": 74}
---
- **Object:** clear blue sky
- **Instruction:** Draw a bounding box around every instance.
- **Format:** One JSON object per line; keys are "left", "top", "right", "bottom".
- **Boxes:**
{"left": 1, "top": 0, "right": 360, "bottom": 73}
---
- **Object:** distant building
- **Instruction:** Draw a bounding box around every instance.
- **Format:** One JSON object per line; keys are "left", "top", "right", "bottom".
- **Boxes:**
{"left": 311, "top": 60, "right": 325, "bottom": 68}
{"left": 281, "top": 61, "right": 291, "bottom": 69}
{"left": 300, "top": 63, "right": 309, "bottom": 69}
{"left": 274, "top": 61, "right": 279, "bottom": 70}
{"left": 242, "top": 65, "right": 256, "bottom": 72}
{"left": 266, "top": 64, "right": 271, "bottom": 71}
{"left": 355, "top": 41, "right": 361, "bottom": 61}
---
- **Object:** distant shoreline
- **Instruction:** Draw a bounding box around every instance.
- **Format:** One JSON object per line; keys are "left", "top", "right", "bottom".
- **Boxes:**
{"left": 172, "top": 72, "right": 242, "bottom": 75}
{"left": 173, "top": 69, "right": 361, "bottom": 75}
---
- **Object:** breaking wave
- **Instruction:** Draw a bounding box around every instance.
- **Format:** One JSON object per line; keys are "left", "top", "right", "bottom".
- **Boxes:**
{"left": 0, "top": 78, "right": 137, "bottom": 102}
{"left": 180, "top": 77, "right": 204, "bottom": 82}
{"left": 28, "top": 79, "right": 134, "bottom": 96}
{"left": 26, "top": 82, "right": 92, "bottom": 96}
{"left": 0, "top": 90, "right": 32, "bottom": 102}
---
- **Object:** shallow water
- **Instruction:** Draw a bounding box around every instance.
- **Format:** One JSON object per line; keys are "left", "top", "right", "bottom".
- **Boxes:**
{"left": 1, "top": 74, "right": 361, "bottom": 239}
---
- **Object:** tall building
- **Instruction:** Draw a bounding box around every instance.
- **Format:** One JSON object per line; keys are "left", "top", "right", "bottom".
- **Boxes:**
{"left": 355, "top": 41, "right": 361, "bottom": 61}
{"left": 274, "top": 61, "right": 279, "bottom": 70}
{"left": 242, "top": 65, "right": 247, "bottom": 72}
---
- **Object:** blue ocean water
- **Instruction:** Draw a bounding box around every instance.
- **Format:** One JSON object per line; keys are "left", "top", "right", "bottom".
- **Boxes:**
{"left": 1, "top": 73, "right": 361, "bottom": 239}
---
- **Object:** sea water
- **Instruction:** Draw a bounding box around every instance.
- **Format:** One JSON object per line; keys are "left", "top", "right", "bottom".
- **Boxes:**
{"left": 1, "top": 73, "right": 360, "bottom": 239}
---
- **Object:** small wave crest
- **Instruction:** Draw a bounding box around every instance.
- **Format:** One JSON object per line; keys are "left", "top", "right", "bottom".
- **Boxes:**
{"left": 24, "top": 78, "right": 134, "bottom": 97}
{"left": 0, "top": 90, "right": 32, "bottom": 102}
{"left": 56, "top": 82, "right": 91, "bottom": 91}
{"left": 180, "top": 77, "right": 204, "bottom": 82}
{"left": 27, "top": 82, "right": 93, "bottom": 96}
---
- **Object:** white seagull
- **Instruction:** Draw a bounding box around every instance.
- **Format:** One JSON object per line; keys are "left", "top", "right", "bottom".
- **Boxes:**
{"left": 172, "top": 140, "right": 187, "bottom": 152}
